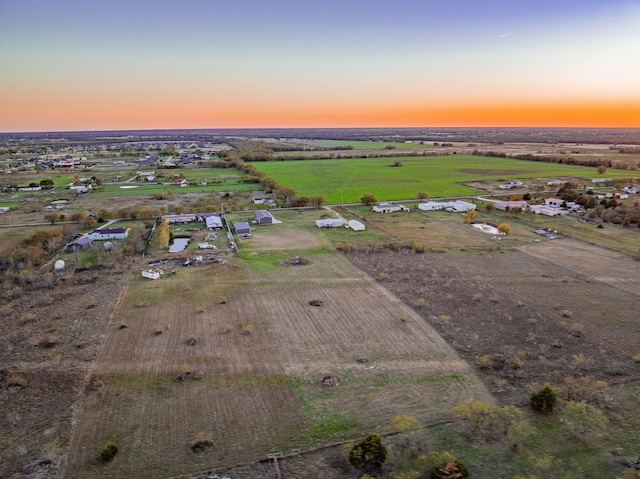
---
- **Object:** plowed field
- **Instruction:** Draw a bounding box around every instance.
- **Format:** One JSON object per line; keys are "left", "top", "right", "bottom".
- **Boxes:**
{"left": 64, "top": 243, "right": 491, "bottom": 478}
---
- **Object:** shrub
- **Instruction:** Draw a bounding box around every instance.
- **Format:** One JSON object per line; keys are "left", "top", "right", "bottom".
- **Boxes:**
{"left": 348, "top": 433, "right": 387, "bottom": 471}
{"left": 530, "top": 385, "right": 557, "bottom": 414}
{"left": 99, "top": 442, "right": 119, "bottom": 462}
{"left": 497, "top": 223, "right": 512, "bottom": 234}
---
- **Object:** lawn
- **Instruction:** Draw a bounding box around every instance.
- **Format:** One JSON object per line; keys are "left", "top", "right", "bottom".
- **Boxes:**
{"left": 250, "top": 155, "right": 635, "bottom": 204}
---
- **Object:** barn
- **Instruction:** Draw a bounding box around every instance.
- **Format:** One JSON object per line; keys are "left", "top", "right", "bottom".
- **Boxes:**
{"left": 234, "top": 221, "right": 251, "bottom": 235}
{"left": 255, "top": 210, "right": 273, "bottom": 225}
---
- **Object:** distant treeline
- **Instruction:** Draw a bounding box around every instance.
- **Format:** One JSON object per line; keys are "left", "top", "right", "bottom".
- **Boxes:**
{"left": 471, "top": 150, "right": 613, "bottom": 168}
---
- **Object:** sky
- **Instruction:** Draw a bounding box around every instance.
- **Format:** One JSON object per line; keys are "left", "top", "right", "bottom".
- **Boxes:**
{"left": 1, "top": 0, "right": 640, "bottom": 132}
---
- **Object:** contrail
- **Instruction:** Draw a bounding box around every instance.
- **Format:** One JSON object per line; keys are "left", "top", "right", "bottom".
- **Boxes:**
{"left": 498, "top": 32, "right": 512, "bottom": 38}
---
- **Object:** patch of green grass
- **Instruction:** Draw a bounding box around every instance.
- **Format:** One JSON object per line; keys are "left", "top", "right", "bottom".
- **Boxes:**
{"left": 252, "top": 155, "right": 637, "bottom": 204}
{"left": 309, "top": 414, "right": 362, "bottom": 442}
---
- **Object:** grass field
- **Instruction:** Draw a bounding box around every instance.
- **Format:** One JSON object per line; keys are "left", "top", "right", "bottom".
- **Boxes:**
{"left": 251, "top": 155, "right": 637, "bottom": 203}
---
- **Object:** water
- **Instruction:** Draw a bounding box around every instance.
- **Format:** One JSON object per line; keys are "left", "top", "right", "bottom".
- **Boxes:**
{"left": 169, "top": 237, "right": 190, "bottom": 252}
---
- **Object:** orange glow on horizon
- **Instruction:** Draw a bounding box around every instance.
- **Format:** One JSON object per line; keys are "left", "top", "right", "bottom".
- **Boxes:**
{"left": 2, "top": 94, "right": 640, "bottom": 132}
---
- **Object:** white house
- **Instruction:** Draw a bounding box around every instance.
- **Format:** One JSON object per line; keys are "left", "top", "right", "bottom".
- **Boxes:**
{"left": 316, "top": 218, "right": 345, "bottom": 228}
{"left": 545, "top": 198, "right": 564, "bottom": 208}
{"left": 418, "top": 201, "right": 445, "bottom": 211}
{"left": 496, "top": 200, "right": 529, "bottom": 212}
{"left": 372, "top": 203, "right": 410, "bottom": 213}
{"left": 348, "top": 220, "right": 365, "bottom": 231}
{"left": 88, "top": 227, "right": 130, "bottom": 241}
{"left": 529, "top": 205, "right": 569, "bottom": 216}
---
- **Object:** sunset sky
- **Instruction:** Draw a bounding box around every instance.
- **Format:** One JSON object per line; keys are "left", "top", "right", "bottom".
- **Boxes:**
{"left": 1, "top": 0, "right": 639, "bottom": 132}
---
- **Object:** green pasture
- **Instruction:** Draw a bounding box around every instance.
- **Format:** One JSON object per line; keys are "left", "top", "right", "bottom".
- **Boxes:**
{"left": 252, "top": 155, "right": 636, "bottom": 204}
{"left": 319, "top": 140, "right": 433, "bottom": 150}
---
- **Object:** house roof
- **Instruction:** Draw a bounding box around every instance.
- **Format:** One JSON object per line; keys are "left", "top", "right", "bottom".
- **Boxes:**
{"left": 255, "top": 210, "right": 273, "bottom": 219}
{"left": 92, "top": 227, "right": 128, "bottom": 235}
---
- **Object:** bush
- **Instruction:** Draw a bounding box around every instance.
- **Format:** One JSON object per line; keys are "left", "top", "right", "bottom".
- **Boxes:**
{"left": 497, "top": 223, "right": 512, "bottom": 235}
{"left": 530, "top": 384, "right": 557, "bottom": 413}
{"left": 348, "top": 433, "right": 387, "bottom": 471}
{"left": 99, "top": 442, "right": 119, "bottom": 462}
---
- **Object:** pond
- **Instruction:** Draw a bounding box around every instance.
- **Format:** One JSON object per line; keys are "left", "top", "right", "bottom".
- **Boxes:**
{"left": 169, "top": 237, "right": 190, "bottom": 252}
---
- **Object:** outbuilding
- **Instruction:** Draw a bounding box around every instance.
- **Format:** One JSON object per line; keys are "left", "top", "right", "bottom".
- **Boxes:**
{"left": 205, "top": 215, "right": 223, "bottom": 229}
{"left": 255, "top": 210, "right": 273, "bottom": 225}
{"left": 348, "top": 220, "right": 365, "bottom": 231}
{"left": 234, "top": 221, "right": 251, "bottom": 235}
{"left": 66, "top": 236, "right": 93, "bottom": 252}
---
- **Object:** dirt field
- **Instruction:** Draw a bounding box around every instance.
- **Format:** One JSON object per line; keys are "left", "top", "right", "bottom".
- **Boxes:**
{"left": 0, "top": 265, "right": 128, "bottom": 478}
{"left": 347, "top": 238, "right": 640, "bottom": 405}
{"left": 63, "top": 239, "right": 492, "bottom": 478}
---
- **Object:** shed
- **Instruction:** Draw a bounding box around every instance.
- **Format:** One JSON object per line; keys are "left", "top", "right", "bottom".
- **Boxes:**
{"left": 234, "top": 221, "right": 251, "bottom": 235}
{"left": 66, "top": 237, "right": 93, "bottom": 252}
{"left": 255, "top": 210, "right": 273, "bottom": 225}
{"left": 348, "top": 220, "right": 365, "bottom": 231}
{"left": 205, "top": 215, "right": 223, "bottom": 229}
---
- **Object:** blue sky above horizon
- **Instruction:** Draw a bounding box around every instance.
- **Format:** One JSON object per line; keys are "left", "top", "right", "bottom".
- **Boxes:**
{"left": 1, "top": 0, "right": 639, "bottom": 131}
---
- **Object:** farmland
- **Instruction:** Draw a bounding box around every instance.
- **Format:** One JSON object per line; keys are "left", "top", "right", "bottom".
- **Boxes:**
{"left": 1, "top": 129, "right": 640, "bottom": 479}
{"left": 62, "top": 211, "right": 492, "bottom": 478}
{"left": 250, "top": 154, "right": 637, "bottom": 203}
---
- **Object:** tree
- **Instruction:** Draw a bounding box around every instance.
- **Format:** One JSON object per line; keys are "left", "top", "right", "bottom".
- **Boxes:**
{"left": 360, "top": 193, "right": 377, "bottom": 206}
{"left": 348, "top": 433, "right": 387, "bottom": 471}
{"left": 311, "top": 196, "right": 326, "bottom": 208}
{"left": 39, "top": 178, "right": 54, "bottom": 189}
{"left": 417, "top": 191, "right": 429, "bottom": 200}
{"left": 497, "top": 223, "right": 512, "bottom": 235}
{"left": 158, "top": 218, "right": 170, "bottom": 250}
{"left": 530, "top": 384, "right": 557, "bottom": 414}
{"left": 485, "top": 202, "right": 496, "bottom": 213}
{"left": 44, "top": 212, "right": 62, "bottom": 224}
{"left": 597, "top": 165, "right": 608, "bottom": 174}
{"left": 462, "top": 210, "right": 478, "bottom": 224}
{"left": 99, "top": 442, "right": 119, "bottom": 462}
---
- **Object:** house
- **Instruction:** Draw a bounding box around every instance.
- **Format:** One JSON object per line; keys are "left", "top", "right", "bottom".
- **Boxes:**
{"left": 496, "top": 200, "right": 529, "bottom": 212}
{"left": 316, "top": 218, "right": 345, "bottom": 228}
{"left": 498, "top": 181, "right": 524, "bottom": 189}
{"left": 255, "top": 210, "right": 273, "bottom": 225}
{"left": 88, "top": 227, "right": 130, "bottom": 241}
{"left": 418, "top": 201, "right": 445, "bottom": 211}
{"left": 592, "top": 178, "right": 612, "bottom": 183}
{"left": 348, "top": 220, "right": 365, "bottom": 231}
{"left": 529, "top": 205, "right": 569, "bottom": 216}
{"left": 545, "top": 198, "right": 564, "bottom": 208}
{"left": 66, "top": 236, "right": 93, "bottom": 252}
{"left": 372, "top": 203, "right": 410, "bottom": 213}
{"left": 205, "top": 215, "right": 223, "bottom": 229}
{"left": 234, "top": 221, "right": 251, "bottom": 235}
